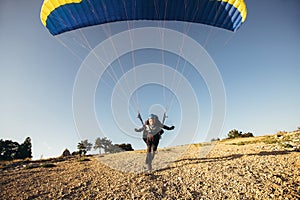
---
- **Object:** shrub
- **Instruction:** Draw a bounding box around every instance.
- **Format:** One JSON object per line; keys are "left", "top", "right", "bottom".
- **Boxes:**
{"left": 241, "top": 132, "right": 254, "bottom": 137}
{"left": 62, "top": 149, "right": 71, "bottom": 157}
{"left": 115, "top": 143, "right": 134, "bottom": 151}
{"left": 71, "top": 151, "right": 80, "bottom": 156}
{"left": 211, "top": 138, "right": 220, "bottom": 142}
{"left": 227, "top": 129, "right": 254, "bottom": 139}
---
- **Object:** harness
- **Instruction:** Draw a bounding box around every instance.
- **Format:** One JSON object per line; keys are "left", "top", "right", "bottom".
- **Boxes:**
{"left": 144, "top": 125, "right": 161, "bottom": 143}
{"left": 137, "top": 112, "right": 165, "bottom": 144}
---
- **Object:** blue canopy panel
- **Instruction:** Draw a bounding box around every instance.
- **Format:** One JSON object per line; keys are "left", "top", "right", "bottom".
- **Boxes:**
{"left": 41, "top": 0, "right": 247, "bottom": 36}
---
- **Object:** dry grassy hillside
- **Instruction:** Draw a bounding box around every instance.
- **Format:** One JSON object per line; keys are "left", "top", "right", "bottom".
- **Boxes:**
{"left": 1, "top": 131, "right": 299, "bottom": 199}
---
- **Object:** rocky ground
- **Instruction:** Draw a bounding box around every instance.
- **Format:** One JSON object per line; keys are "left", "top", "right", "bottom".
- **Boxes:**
{"left": 1, "top": 131, "right": 299, "bottom": 199}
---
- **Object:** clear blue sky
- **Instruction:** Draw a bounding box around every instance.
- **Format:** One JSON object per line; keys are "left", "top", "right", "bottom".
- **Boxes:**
{"left": 1, "top": 0, "right": 300, "bottom": 159}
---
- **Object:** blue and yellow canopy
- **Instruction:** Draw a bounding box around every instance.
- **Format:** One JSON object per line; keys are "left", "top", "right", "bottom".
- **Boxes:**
{"left": 40, "top": 0, "right": 247, "bottom": 35}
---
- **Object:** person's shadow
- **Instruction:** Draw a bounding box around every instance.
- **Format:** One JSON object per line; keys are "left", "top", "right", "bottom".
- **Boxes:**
{"left": 152, "top": 149, "right": 295, "bottom": 173}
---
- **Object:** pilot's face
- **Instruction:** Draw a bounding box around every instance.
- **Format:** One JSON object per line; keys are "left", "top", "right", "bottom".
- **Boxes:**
{"left": 149, "top": 118, "right": 154, "bottom": 126}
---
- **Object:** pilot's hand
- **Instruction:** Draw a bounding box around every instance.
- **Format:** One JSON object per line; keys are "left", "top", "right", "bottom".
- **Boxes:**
{"left": 170, "top": 126, "right": 175, "bottom": 130}
{"left": 134, "top": 128, "right": 138, "bottom": 132}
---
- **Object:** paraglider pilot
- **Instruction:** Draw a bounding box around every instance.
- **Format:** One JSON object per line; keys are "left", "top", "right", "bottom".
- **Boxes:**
{"left": 135, "top": 114, "right": 174, "bottom": 170}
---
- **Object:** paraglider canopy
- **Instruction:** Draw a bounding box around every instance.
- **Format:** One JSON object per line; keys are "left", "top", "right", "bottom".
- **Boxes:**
{"left": 40, "top": 0, "right": 247, "bottom": 35}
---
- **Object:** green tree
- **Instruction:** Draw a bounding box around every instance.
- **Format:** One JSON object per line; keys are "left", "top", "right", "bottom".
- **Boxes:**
{"left": 227, "top": 129, "right": 242, "bottom": 139}
{"left": 101, "top": 137, "right": 113, "bottom": 153}
{"left": 15, "top": 137, "right": 32, "bottom": 159}
{"left": 0, "top": 139, "right": 19, "bottom": 160}
{"left": 77, "top": 142, "right": 85, "bottom": 155}
{"left": 77, "top": 140, "right": 92, "bottom": 156}
{"left": 94, "top": 137, "right": 104, "bottom": 154}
